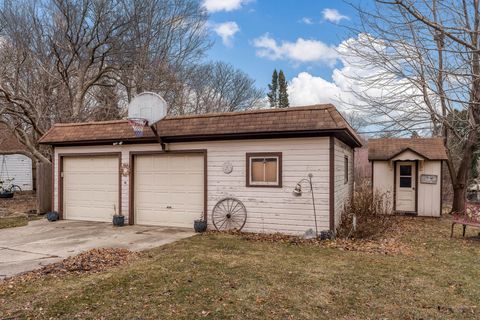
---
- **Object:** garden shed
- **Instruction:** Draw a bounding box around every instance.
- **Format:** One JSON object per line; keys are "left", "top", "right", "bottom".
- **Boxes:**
{"left": 369, "top": 138, "right": 448, "bottom": 217}
{"left": 39, "top": 104, "right": 362, "bottom": 235}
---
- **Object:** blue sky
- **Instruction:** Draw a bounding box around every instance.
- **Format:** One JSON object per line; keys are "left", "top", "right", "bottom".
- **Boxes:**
{"left": 203, "top": 0, "right": 363, "bottom": 95}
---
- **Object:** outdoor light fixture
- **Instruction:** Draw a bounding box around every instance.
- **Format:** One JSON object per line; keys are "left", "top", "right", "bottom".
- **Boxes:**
{"left": 293, "top": 183, "right": 302, "bottom": 196}
{"left": 292, "top": 173, "right": 318, "bottom": 237}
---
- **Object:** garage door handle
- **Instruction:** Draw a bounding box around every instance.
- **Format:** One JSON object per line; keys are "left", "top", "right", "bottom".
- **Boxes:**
{"left": 166, "top": 206, "right": 172, "bottom": 209}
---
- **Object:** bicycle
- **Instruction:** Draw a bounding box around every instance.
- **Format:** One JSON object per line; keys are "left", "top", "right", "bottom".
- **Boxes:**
{"left": 0, "top": 178, "right": 22, "bottom": 195}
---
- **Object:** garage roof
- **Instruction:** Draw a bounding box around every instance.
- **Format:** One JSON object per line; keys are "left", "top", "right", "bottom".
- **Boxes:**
{"left": 368, "top": 138, "right": 448, "bottom": 160}
{"left": 39, "top": 104, "right": 362, "bottom": 147}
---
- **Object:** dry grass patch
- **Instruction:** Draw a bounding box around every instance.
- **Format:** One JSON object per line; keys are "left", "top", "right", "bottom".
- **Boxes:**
{"left": 0, "top": 191, "right": 36, "bottom": 217}
{"left": 1, "top": 216, "right": 480, "bottom": 319}
{"left": 0, "top": 215, "right": 40, "bottom": 229}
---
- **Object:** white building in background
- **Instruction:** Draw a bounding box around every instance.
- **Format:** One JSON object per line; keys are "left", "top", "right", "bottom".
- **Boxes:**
{"left": 0, "top": 125, "right": 34, "bottom": 191}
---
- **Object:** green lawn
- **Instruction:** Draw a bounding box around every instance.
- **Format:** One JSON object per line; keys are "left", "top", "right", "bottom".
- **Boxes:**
{"left": 1, "top": 217, "right": 480, "bottom": 319}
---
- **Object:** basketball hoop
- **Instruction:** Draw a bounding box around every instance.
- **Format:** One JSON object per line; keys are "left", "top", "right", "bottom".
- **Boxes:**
{"left": 127, "top": 92, "right": 167, "bottom": 149}
{"left": 128, "top": 118, "right": 148, "bottom": 137}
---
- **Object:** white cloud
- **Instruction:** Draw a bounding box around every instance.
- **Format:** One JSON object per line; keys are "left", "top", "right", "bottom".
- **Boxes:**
{"left": 288, "top": 72, "right": 342, "bottom": 106}
{"left": 322, "top": 8, "right": 349, "bottom": 23}
{"left": 212, "top": 22, "right": 240, "bottom": 47}
{"left": 288, "top": 34, "right": 419, "bottom": 112}
{"left": 300, "top": 17, "right": 314, "bottom": 25}
{"left": 203, "top": 0, "right": 252, "bottom": 13}
{"left": 253, "top": 34, "right": 338, "bottom": 66}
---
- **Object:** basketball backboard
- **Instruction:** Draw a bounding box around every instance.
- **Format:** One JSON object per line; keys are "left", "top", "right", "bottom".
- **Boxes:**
{"left": 127, "top": 92, "right": 167, "bottom": 126}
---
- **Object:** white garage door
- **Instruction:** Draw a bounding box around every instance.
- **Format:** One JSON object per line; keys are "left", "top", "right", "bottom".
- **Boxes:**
{"left": 63, "top": 156, "right": 119, "bottom": 222}
{"left": 134, "top": 153, "right": 204, "bottom": 228}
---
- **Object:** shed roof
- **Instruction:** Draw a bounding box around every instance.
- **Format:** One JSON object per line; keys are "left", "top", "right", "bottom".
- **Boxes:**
{"left": 0, "top": 124, "right": 26, "bottom": 154}
{"left": 368, "top": 138, "right": 448, "bottom": 161}
{"left": 39, "top": 104, "right": 362, "bottom": 147}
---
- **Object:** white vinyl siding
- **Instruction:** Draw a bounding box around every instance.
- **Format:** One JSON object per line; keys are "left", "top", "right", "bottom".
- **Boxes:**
{"left": 0, "top": 154, "right": 33, "bottom": 191}
{"left": 417, "top": 161, "right": 442, "bottom": 217}
{"left": 333, "top": 138, "right": 354, "bottom": 228}
{"left": 53, "top": 136, "right": 341, "bottom": 235}
{"left": 373, "top": 161, "right": 394, "bottom": 195}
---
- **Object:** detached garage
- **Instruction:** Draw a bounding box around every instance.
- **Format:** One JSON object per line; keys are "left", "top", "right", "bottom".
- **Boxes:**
{"left": 39, "top": 105, "right": 362, "bottom": 235}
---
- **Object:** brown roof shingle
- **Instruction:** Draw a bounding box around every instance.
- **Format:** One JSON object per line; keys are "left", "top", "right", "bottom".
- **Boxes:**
{"left": 368, "top": 138, "right": 448, "bottom": 160}
{"left": 39, "top": 104, "right": 362, "bottom": 147}
{"left": 0, "top": 124, "right": 27, "bottom": 154}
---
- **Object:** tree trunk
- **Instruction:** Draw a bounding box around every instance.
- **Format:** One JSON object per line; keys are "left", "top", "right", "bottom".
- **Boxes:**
{"left": 450, "top": 131, "right": 477, "bottom": 213}
{"left": 452, "top": 185, "right": 467, "bottom": 213}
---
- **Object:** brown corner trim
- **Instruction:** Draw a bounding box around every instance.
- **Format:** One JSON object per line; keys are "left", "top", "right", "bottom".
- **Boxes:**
{"left": 57, "top": 152, "right": 122, "bottom": 220}
{"left": 440, "top": 160, "right": 444, "bottom": 215}
{"left": 329, "top": 136, "right": 335, "bottom": 232}
{"left": 51, "top": 150, "right": 55, "bottom": 213}
{"left": 351, "top": 149, "right": 355, "bottom": 203}
{"left": 128, "top": 149, "right": 208, "bottom": 225}
{"left": 415, "top": 160, "right": 419, "bottom": 214}
{"left": 393, "top": 161, "right": 397, "bottom": 212}
{"left": 245, "top": 152, "right": 283, "bottom": 188}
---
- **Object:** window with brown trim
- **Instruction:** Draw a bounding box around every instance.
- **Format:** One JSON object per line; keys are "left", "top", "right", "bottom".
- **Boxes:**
{"left": 246, "top": 152, "right": 282, "bottom": 187}
{"left": 344, "top": 156, "right": 349, "bottom": 184}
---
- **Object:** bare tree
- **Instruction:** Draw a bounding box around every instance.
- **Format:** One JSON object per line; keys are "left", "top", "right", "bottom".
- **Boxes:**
{"left": 0, "top": 0, "right": 210, "bottom": 163}
{"left": 344, "top": 0, "right": 480, "bottom": 212}
{"left": 116, "top": 0, "right": 211, "bottom": 105}
{"left": 342, "top": 111, "right": 368, "bottom": 132}
{"left": 172, "top": 61, "right": 264, "bottom": 115}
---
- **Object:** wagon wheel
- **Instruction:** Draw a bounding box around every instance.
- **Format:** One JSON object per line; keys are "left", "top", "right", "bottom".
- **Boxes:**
{"left": 212, "top": 198, "right": 247, "bottom": 231}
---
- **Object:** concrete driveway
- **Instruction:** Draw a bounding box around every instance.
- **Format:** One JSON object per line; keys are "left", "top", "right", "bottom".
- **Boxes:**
{"left": 0, "top": 219, "right": 195, "bottom": 279}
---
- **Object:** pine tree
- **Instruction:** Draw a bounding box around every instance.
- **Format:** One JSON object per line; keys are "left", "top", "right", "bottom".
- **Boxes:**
{"left": 267, "top": 69, "right": 278, "bottom": 108}
{"left": 278, "top": 70, "right": 289, "bottom": 108}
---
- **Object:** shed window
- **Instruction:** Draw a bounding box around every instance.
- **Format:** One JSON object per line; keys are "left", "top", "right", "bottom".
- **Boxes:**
{"left": 344, "top": 156, "right": 349, "bottom": 184}
{"left": 399, "top": 165, "right": 413, "bottom": 188}
{"left": 246, "top": 153, "right": 282, "bottom": 187}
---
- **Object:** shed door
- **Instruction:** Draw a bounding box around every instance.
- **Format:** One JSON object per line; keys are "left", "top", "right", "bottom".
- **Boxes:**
{"left": 396, "top": 162, "right": 416, "bottom": 212}
{"left": 134, "top": 154, "right": 204, "bottom": 228}
{"left": 63, "top": 156, "right": 119, "bottom": 222}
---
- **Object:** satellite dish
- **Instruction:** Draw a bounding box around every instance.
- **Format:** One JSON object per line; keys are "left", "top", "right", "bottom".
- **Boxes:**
{"left": 127, "top": 92, "right": 167, "bottom": 126}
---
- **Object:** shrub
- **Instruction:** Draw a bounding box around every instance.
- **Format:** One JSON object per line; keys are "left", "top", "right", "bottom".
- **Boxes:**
{"left": 336, "top": 181, "right": 393, "bottom": 239}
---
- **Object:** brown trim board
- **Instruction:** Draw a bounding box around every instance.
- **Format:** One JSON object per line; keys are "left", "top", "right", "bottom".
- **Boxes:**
{"left": 393, "top": 160, "right": 397, "bottom": 212}
{"left": 329, "top": 136, "right": 335, "bottom": 232}
{"left": 128, "top": 149, "right": 208, "bottom": 225}
{"left": 57, "top": 152, "right": 122, "bottom": 220}
{"left": 42, "top": 129, "right": 362, "bottom": 149}
{"left": 51, "top": 150, "right": 55, "bottom": 213}
{"left": 245, "top": 152, "right": 283, "bottom": 188}
{"left": 440, "top": 160, "right": 444, "bottom": 215}
{"left": 415, "top": 160, "right": 419, "bottom": 214}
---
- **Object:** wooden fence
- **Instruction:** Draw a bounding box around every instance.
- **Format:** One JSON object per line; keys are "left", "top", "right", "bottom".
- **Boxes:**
{"left": 36, "top": 162, "right": 52, "bottom": 214}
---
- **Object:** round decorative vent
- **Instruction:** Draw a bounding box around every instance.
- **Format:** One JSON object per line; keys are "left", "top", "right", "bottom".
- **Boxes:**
{"left": 222, "top": 161, "right": 233, "bottom": 174}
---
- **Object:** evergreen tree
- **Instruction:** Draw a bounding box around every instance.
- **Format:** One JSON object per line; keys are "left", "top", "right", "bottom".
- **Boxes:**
{"left": 267, "top": 69, "right": 278, "bottom": 108}
{"left": 278, "top": 70, "right": 289, "bottom": 108}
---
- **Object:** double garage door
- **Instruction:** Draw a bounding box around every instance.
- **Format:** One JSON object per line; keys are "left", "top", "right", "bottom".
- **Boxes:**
{"left": 62, "top": 154, "right": 204, "bottom": 228}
